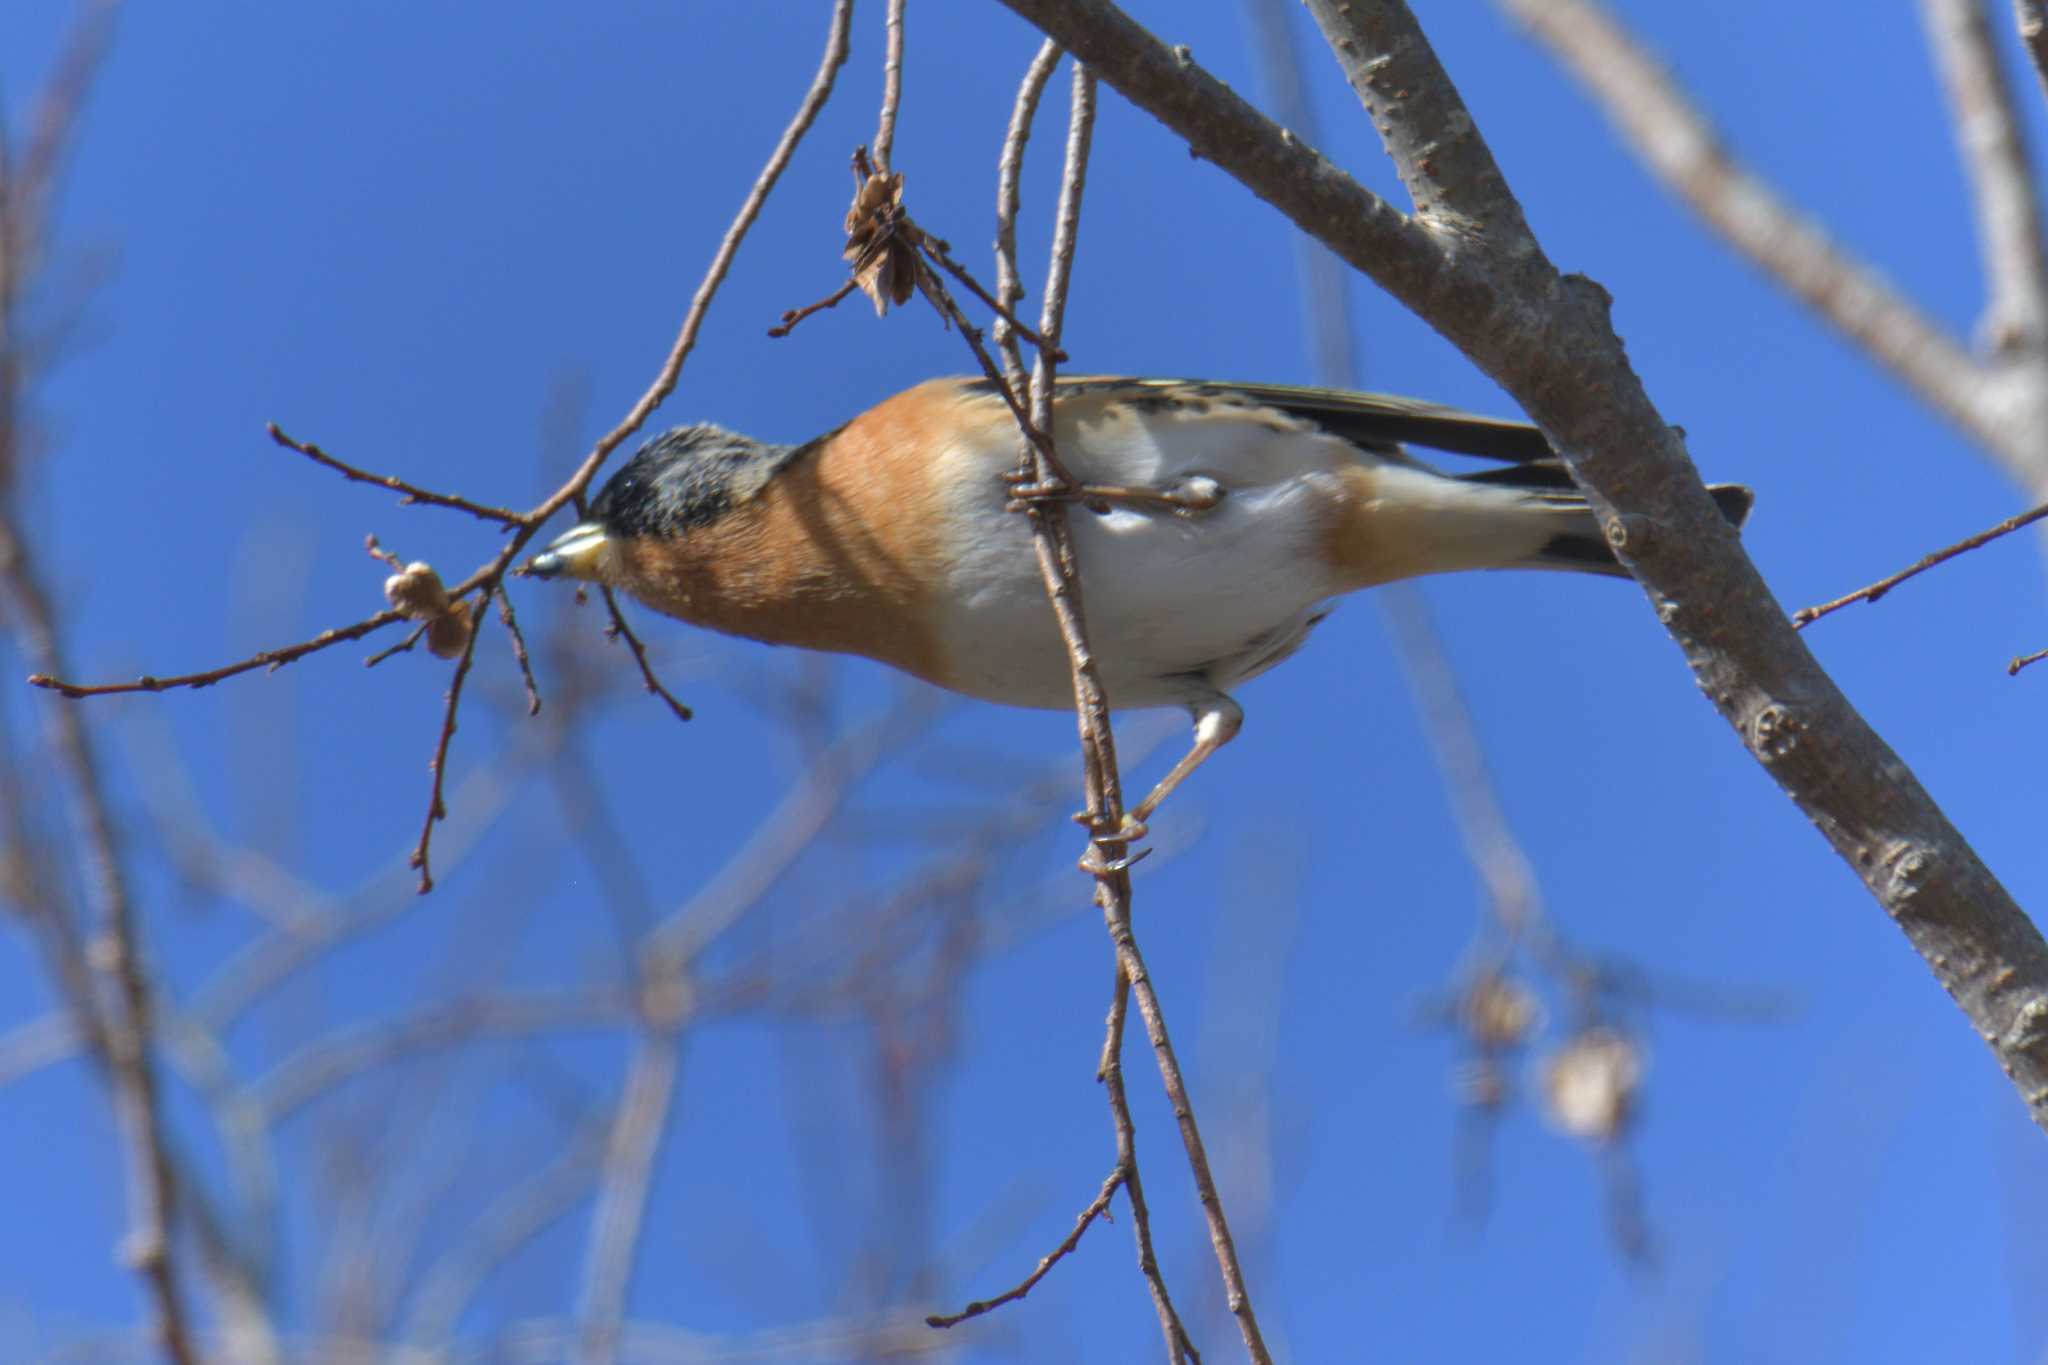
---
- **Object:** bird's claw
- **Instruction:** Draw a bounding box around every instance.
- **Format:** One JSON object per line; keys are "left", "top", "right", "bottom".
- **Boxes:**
{"left": 1073, "top": 809, "right": 1150, "bottom": 874}
{"left": 1079, "top": 842, "right": 1153, "bottom": 875}
{"left": 1005, "top": 479, "right": 1077, "bottom": 511}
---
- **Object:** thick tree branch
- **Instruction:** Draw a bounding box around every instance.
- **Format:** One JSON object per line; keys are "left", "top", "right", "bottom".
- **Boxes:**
{"left": 997, "top": 0, "right": 2048, "bottom": 1131}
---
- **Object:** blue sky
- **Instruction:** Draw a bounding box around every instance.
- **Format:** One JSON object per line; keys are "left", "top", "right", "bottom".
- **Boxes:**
{"left": 3, "top": 3, "right": 2045, "bottom": 1361}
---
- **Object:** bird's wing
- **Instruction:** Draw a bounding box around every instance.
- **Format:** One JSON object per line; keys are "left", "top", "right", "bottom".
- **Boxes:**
{"left": 1048, "top": 376, "right": 1558, "bottom": 464}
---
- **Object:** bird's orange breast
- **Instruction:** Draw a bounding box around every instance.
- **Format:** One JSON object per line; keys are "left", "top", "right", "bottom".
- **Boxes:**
{"left": 607, "top": 380, "right": 1009, "bottom": 685}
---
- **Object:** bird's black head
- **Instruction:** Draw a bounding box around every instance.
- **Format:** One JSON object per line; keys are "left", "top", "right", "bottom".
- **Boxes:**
{"left": 522, "top": 423, "right": 799, "bottom": 582}
{"left": 588, "top": 423, "right": 791, "bottom": 539}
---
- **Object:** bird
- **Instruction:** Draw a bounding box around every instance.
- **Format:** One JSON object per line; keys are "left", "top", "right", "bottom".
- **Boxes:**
{"left": 523, "top": 376, "right": 1751, "bottom": 835}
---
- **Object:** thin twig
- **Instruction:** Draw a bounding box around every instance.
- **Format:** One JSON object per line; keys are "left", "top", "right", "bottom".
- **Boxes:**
{"left": 1019, "top": 65, "right": 1118, "bottom": 801}
{"left": 363, "top": 619, "right": 431, "bottom": 668}
{"left": 1793, "top": 497, "right": 2048, "bottom": 626}
{"left": 492, "top": 585, "right": 542, "bottom": 715}
{"left": 927, "top": 1170, "right": 1124, "bottom": 1328}
{"left": 29, "top": 610, "right": 404, "bottom": 696}
{"left": 908, "top": 257, "right": 1064, "bottom": 480}
{"left": 874, "top": 0, "right": 907, "bottom": 174}
{"left": 995, "top": 40, "right": 1062, "bottom": 371}
{"left": 267, "top": 423, "right": 523, "bottom": 526}
{"left": 766, "top": 277, "right": 860, "bottom": 337}
{"left": 410, "top": 592, "right": 486, "bottom": 892}
{"left": 1100, "top": 969, "right": 1200, "bottom": 1362}
{"left": 919, "top": 236, "right": 1065, "bottom": 357}
{"left": 929, "top": 1170, "right": 1122, "bottom": 1326}
{"left": 597, "top": 584, "right": 693, "bottom": 723}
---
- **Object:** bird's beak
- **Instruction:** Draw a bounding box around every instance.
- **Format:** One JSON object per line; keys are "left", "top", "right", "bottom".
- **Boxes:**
{"left": 521, "top": 521, "right": 609, "bottom": 580}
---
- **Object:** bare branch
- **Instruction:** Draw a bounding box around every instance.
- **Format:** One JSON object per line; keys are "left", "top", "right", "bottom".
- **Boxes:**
{"left": 410, "top": 591, "right": 486, "bottom": 892}
{"left": 925, "top": 1170, "right": 1123, "bottom": 1328}
{"left": 595, "top": 584, "right": 694, "bottom": 723}
{"left": 493, "top": 586, "right": 542, "bottom": 715}
{"left": 1099, "top": 970, "right": 1200, "bottom": 1362}
{"left": 919, "top": 235, "right": 1064, "bottom": 357}
{"left": 28, "top": 610, "right": 404, "bottom": 696}
{"left": 766, "top": 276, "right": 861, "bottom": 337}
{"left": 874, "top": 0, "right": 907, "bottom": 173}
{"left": 1793, "top": 496, "right": 2048, "bottom": 627}
{"left": 995, "top": 40, "right": 1063, "bottom": 364}
{"left": 268, "top": 423, "right": 524, "bottom": 525}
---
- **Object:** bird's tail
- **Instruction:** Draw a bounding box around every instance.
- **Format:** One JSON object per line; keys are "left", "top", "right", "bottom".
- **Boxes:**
{"left": 1459, "top": 463, "right": 1754, "bottom": 578}
{"left": 1343, "top": 462, "right": 1753, "bottom": 586}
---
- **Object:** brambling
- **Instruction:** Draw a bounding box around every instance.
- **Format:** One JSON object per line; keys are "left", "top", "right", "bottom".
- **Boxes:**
{"left": 524, "top": 377, "right": 1751, "bottom": 829}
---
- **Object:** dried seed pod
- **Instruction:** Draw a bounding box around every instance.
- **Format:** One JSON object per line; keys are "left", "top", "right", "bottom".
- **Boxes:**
{"left": 1539, "top": 1027, "right": 1644, "bottom": 1143}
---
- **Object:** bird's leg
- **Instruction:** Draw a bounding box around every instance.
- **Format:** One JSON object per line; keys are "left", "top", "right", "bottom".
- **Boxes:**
{"left": 1080, "top": 474, "right": 1226, "bottom": 516}
{"left": 1134, "top": 693, "right": 1242, "bottom": 823}
{"left": 1087, "top": 691, "right": 1243, "bottom": 852}
{"left": 1006, "top": 471, "right": 1226, "bottom": 517}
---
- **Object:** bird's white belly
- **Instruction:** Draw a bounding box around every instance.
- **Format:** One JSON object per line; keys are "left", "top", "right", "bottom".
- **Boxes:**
{"left": 928, "top": 469, "right": 1346, "bottom": 713}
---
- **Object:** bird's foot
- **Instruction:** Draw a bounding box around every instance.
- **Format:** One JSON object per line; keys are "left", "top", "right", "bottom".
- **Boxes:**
{"left": 1078, "top": 842, "right": 1153, "bottom": 875}
{"left": 1004, "top": 472, "right": 1224, "bottom": 518}
{"left": 1004, "top": 471, "right": 1082, "bottom": 512}
{"left": 1072, "top": 808, "right": 1151, "bottom": 874}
